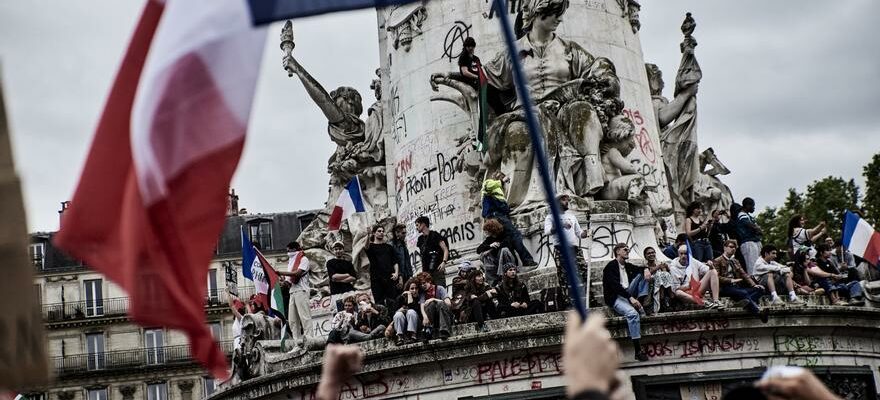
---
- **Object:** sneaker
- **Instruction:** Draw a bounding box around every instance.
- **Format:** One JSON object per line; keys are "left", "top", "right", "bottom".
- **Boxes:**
{"left": 759, "top": 308, "right": 770, "bottom": 323}
{"left": 848, "top": 298, "right": 866, "bottom": 306}
{"left": 770, "top": 297, "right": 784, "bottom": 305}
{"left": 395, "top": 335, "right": 405, "bottom": 346}
{"left": 714, "top": 301, "right": 726, "bottom": 310}
{"left": 635, "top": 352, "right": 649, "bottom": 362}
{"left": 788, "top": 296, "right": 805, "bottom": 305}
{"left": 704, "top": 301, "right": 718, "bottom": 309}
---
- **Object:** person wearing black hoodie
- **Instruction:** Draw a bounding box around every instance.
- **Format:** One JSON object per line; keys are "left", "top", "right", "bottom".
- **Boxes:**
{"left": 602, "top": 243, "right": 649, "bottom": 361}
{"left": 495, "top": 263, "right": 541, "bottom": 317}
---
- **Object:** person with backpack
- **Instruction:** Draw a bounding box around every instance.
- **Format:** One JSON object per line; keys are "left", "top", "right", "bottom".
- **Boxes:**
{"left": 602, "top": 243, "right": 649, "bottom": 362}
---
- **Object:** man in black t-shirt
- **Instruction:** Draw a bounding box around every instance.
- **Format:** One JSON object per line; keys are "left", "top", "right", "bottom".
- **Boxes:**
{"left": 415, "top": 216, "right": 448, "bottom": 287}
{"left": 326, "top": 241, "right": 357, "bottom": 295}
{"left": 365, "top": 225, "right": 401, "bottom": 309}
{"left": 457, "top": 37, "right": 481, "bottom": 88}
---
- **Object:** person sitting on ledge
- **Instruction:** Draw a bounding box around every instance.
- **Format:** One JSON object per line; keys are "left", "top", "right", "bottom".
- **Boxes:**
{"left": 814, "top": 243, "right": 863, "bottom": 305}
{"left": 495, "top": 263, "right": 542, "bottom": 318}
{"left": 451, "top": 260, "right": 474, "bottom": 296}
{"left": 712, "top": 240, "right": 769, "bottom": 323}
{"left": 460, "top": 270, "right": 498, "bottom": 332}
{"left": 392, "top": 278, "right": 421, "bottom": 346}
{"left": 754, "top": 244, "right": 805, "bottom": 305}
{"left": 417, "top": 272, "right": 454, "bottom": 340}
{"left": 669, "top": 245, "right": 725, "bottom": 310}
{"left": 643, "top": 247, "right": 675, "bottom": 314}
{"left": 791, "top": 249, "right": 826, "bottom": 297}
{"left": 352, "top": 292, "right": 389, "bottom": 342}
{"left": 327, "top": 296, "right": 357, "bottom": 344}
{"left": 662, "top": 233, "right": 688, "bottom": 260}
{"left": 477, "top": 218, "right": 518, "bottom": 285}
{"left": 602, "top": 243, "right": 649, "bottom": 362}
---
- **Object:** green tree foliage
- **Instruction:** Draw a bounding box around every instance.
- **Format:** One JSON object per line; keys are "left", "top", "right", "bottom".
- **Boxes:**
{"left": 863, "top": 152, "right": 880, "bottom": 226}
{"left": 755, "top": 179, "right": 859, "bottom": 250}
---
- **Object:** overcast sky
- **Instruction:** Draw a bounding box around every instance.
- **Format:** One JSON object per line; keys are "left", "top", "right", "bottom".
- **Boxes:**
{"left": 1, "top": 1, "right": 878, "bottom": 232}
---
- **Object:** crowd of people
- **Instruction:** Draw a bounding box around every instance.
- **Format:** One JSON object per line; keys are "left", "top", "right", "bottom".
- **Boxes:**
{"left": 226, "top": 188, "right": 876, "bottom": 366}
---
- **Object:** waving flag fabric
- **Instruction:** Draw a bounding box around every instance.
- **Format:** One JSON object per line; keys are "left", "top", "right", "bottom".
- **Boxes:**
{"left": 247, "top": 0, "right": 423, "bottom": 24}
{"left": 54, "top": 0, "right": 267, "bottom": 379}
{"left": 684, "top": 240, "right": 704, "bottom": 305}
{"left": 843, "top": 210, "right": 880, "bottom": 264}
{"left": 241, "top": 229, "right": 291, "bottom": 348}
{"left": 328, "top": 176, "right": 366, "bottom": 231}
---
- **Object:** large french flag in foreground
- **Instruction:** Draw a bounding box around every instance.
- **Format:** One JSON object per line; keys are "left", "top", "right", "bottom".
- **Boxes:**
{"left": 843, "top": 211, "right": 880, "bottom": 265}
{"left": 55, "top": 0, "right": 267, "bottom": 378}
{"left": 328, "top": 176, "right": 367, "bottom": 231}
{"left": 247, "top": 0, "right": 423, "bottom": 23}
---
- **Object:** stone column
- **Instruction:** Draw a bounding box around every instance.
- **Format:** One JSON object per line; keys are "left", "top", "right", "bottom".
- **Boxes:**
{"left": 377, "top": 0, "right": 671, "bottom": 270}
{"left": 178, "top": 380, "right": 195, "bottom": 400}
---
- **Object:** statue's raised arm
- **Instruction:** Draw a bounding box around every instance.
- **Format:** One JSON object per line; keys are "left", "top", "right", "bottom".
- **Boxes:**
{"left": 281, "top": 21, "right": 346, "bottom": 125}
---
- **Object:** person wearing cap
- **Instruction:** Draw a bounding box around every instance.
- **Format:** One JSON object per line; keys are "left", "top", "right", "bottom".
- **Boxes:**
{"left": 326, "top": 241, "right": 357, "bottom": 295}
{"left": 495, "top": 263, "right": 540, "bottom": 318}
{"left": 451, "top": 261, "right": 474, "bottom": 297}
{"left": 543, "top": 193, "right": 589, "bottom": 307}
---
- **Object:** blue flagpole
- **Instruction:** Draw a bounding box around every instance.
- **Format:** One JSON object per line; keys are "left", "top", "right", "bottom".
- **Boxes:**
{"left": 491, "top": 0, "right": 588, "bottom": 320}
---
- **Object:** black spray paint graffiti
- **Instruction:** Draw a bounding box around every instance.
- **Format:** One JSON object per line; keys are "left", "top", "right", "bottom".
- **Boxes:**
{"left": 442, "top": 21, "right": 472, "bottom": 61}
{"left": 534, "top": 222, "right": 638, "bottom": 266}
{"left": 391, "top": 85, "right": 407, "bottom": 144}
{"left": 403, "top": 153, "right": 460, "bottom": 201}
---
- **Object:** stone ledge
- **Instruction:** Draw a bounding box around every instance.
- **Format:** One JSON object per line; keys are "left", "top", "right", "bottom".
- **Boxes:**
{"left": 211, "top": 306, "right": 880, "bottom": 399}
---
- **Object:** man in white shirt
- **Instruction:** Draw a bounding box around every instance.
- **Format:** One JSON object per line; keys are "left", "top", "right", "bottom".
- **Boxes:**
{"left": 668, "top": 245, "right": 724, "bottom": 309}
{"left": 543, "top": 193, "right": 589, "bottom": 307}
{"left": 277, "top": 241, "right": 312, "bottom": 347}
{"left": 754, "top": 244, "right": 804, "bottom": 305}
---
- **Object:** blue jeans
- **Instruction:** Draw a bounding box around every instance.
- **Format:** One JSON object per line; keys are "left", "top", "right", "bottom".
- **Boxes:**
{"left": 612, "top": 296, "right": 643, "bottom": 340}
{"left": 843, "top": 281, "right": 863, "bottom": 299}
{"left": 495, "top": 215, "right": 535, "bottom": 264}
{"left": 627, "top": 274, "right": 650, "bottom": 299}
{"left": 720, "top": 285, "right": 762, "bottom": 315}
{"left": 691, "top": 239, "right": 713, "bottom": 262}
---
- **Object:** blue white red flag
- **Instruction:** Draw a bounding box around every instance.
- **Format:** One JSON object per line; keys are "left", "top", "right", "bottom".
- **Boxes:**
{"left": 241, "top": 228, "right": 291, "bottom": 347}
{"left": 328, "top": 176, "right": 367, "bottom": 231}
{"left": 246, "top": 0, "right": 424, "bottom": 24}
{"left": 843, "top": 211, "right": 880, "bottom": 265}
{"left": 55, "top": 0, "right": 267, "bottom": 379}
{"left": 684, "top": 240, "right": 704, "bottom": 305}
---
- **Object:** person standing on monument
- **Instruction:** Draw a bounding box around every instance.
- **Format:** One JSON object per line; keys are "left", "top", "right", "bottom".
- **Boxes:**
{"left": 736, "top": 197, "right": 763, "bottom": 275}
{"left": 683, "top": 201, "right": 713, "bottom": 262}
{"left": 543, "top": 193, "right": 589, "bottom": 306}
{"left": 391, "top": 223, "right": 414, "bottom": 283}
{"left": 276, "top": 241, "right": 312, "bottom": 347}
{"left": 602, "top": 243, "right": 649, "bottom": 362}
{"left": 416, "top": 216, "right": 449, "bottom": 287}
{"left": 365, "top": 225, "right": 401, "bottom": 309}
{"left": 326, "top": 240, "right": 357, "bottom": 296}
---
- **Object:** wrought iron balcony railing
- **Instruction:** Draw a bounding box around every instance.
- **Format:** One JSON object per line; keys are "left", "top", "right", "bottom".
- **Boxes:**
{"left": 42, "top": 287, "right": 258, "bottom": 323}
{"left": 52, "top": 341, "right": 233, "bottom": 377}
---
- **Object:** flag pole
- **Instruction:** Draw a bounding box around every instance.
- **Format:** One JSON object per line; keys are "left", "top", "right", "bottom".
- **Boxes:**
{"left": 491, "top": 0, "right": 587, "bottom": 320}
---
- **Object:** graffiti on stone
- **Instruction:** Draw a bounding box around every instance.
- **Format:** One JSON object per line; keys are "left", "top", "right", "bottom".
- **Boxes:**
{"left": 442, "top": 21, "right": 471, "bottom": 61}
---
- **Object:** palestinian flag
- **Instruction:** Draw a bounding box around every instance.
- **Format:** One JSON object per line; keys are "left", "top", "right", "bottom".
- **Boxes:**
{"left": 476, "top": 64, "right": 489, "bottom": 153}
{"left": 241, "top": 227, "right": 292, "bottom": 349}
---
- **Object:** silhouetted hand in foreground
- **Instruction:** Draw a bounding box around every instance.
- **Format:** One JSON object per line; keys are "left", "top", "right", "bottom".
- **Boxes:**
{"left": 316, "top": 345, "right": 364, "bottom": 400}
{"left": 563, "top": 311, "right": 620, "bottom": 397}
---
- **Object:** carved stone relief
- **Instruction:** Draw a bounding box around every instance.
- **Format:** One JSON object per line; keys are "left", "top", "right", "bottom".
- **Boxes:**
{"left": 386, "top": 3, "right": 427, "bottom": 52}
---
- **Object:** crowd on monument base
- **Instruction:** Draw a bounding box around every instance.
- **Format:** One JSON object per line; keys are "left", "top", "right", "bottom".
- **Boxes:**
{"left": 225, "top": 183, "right": 878, "bottom": 368}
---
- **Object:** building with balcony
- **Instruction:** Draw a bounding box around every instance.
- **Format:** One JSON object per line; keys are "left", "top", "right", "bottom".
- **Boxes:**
{"left": 23, "top": 205, "right": 317, "bottom": 400}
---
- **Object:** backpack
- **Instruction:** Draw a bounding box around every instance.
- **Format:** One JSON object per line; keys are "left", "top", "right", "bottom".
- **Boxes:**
{"left": 540, "top": 287, "right": 568, "bottom": 312}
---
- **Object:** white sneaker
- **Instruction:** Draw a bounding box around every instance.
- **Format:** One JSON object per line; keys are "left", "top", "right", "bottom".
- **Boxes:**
{"left": 771, "top": 297, "right": 784, "bottom": 305}
{"left": 789, "top": 296, "right": 805, "bottom": 305}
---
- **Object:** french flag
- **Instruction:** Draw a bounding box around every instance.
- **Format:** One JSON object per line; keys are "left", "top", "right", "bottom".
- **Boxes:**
{"left": 247, "top": 0, "right": 423, "bottom": 24}
{"left": 684, "top": 240, "right": 704, "bottom": 305}
{"left": 328, "top": 176, "right": 367, "bottom": 231}
{"left": 843, "top": 211, "right": 880, "bottom": 265}
{"left": 55, "top": 0, "right": 267, "bottom": 378}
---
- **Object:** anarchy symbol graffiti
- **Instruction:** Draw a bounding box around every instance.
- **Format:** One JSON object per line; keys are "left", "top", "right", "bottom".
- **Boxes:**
{"left": 443, "top": 21, "right": 472, "bottom": 61}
